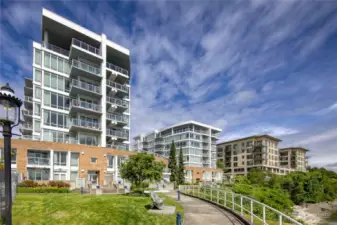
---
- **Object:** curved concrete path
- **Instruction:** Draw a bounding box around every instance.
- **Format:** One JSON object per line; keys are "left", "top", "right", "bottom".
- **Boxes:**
{"left": 166, "top": 192, "right": 245, "bottom": 225}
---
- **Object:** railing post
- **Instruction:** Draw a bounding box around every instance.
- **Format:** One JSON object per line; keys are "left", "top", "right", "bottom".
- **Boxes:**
{"left": 263, "top": 205, "right": 266, "bottom": 224}
{"left": 217, "top": 189, "right": 219, "bottom": 204}
{"left": 240, "top": 196, "right": 243, "bottom": 216}
{"left": 279, "top": 214, "right": 282, "bottom": 225}
{"left": 232, "top": 193, "right": 235, "bottom": 210}
{"left": 250, "top": 200, "right": 254, "bottom": 224}
{"left": 224, "top": 192, "right": 227, "bottom": 207}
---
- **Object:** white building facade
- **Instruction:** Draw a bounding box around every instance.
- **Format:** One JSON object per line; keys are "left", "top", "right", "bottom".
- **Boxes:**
{"left": 133, "top": 121, "right": 221, "bottom": 168}
{"left": 21, "top": 8, "right": 131, "bottom": 150}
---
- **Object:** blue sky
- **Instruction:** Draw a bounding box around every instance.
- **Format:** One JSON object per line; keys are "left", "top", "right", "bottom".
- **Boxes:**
{"left": 1, "top": 0, "right": 337, "bottom": 170}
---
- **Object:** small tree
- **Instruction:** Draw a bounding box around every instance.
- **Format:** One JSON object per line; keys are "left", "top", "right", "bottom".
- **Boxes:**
{"left": 177, "top": 147, "right": 185, "bottom": 185}
{"left": 216, "top": 159, "right": 224, "bottom": 170}
{"left": 120, "top": 153, "right": 165, "bottom": 189}
{"left": 168, "top": 141, "right": 178, "bottom": 183}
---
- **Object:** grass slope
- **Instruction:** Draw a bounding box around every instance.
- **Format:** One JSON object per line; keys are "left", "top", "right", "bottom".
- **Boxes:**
{"left": 13, "top": 193, "right": 183, "bottom": 225}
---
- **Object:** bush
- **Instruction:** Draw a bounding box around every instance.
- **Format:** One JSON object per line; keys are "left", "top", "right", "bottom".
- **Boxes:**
{"left": 17, "top": 187, "right": 70, "bottom": 193}
{"left": 48, "top": 181, "right": 70, "bottom": 188}
{"left": 17, "top": 180, "right": 39, "bottom": 188}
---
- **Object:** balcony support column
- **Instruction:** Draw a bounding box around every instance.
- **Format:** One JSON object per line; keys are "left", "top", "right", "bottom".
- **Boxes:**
{"left": 50, "top": 149, "right": 54, "bottom": 180}
{"left": 44, "top": 30, "right": 49, "bottom": 44}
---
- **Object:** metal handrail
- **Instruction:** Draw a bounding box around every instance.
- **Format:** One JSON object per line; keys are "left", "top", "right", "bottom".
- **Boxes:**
{"left": 179, "top": 185, "right": 302, "bottom": 225}
{"left": 72, "top": 59, "right": 101, "bottom": 75}
{"left": 27, "top": 157, "right": 50, "bottom": 165}
{"left": 70, "top": 99, "right": 101, "bottom": 112}
{"left": 107, "top": 113, "right": 128, "bottom": 123}
{"left": 106, "top": 144, "right": 129, "bottom": 151}
{"left": 72, "top": 38, "right": 100, "bottom": 55}
{"left": 107, "top": 97, "right": 128, "bottom": 108}
{"left": 106, "top": 129, "right": 128, "bottom": 138}
{"left": 106, "top": 62, "right": 128, "bottom": 76}
{"left": 43, "top": 42, "right": 69, "bottom": 57}
{"left": 106, "top": 80, "right": 129, "bottom": 93}
{"left": 71, "top": 119, "right": 101, "bottom": 130}
{"left": 71, "top": 79, "right": 101, "bottom": 94}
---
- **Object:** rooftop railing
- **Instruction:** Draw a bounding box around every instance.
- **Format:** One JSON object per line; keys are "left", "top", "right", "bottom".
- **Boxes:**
{"left": 106, "top": 80, "right": 129, "bottom": 93}
{"left": 72, "top": 59, "right": 101, "bottom": 76}
{"left": 72, "top": 38, "right": 100, "bottom": 56}
{"left": 71, "top": 79, "right": 101, "bottom": 94}
{"left": 179, "top": 185, "right": 302, "bottom": 225}
{"left": 106, "top": 62, "right": 128, "bottom": 76}
{"left": 43, "top": 42, "right": 69, "bottom": 57}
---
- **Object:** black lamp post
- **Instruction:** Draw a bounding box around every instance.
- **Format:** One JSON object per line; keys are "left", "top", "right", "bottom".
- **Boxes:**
{"left": 0, "top": 83, "right": 22, "bottom": 225}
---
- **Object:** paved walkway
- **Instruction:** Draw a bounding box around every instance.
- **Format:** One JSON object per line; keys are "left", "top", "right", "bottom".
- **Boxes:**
{"left": 166, "top": 192, "right": 244, "bottom": 225}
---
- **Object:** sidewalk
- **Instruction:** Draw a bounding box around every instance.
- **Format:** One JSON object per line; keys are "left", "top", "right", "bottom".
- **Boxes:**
{"left": 166, "top": 192, "right": 244, "bottom": 225}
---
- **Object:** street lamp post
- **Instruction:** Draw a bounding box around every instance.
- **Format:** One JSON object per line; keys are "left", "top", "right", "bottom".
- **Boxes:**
{"left": 0, "top": 83, "right": 22, "bottom": 225}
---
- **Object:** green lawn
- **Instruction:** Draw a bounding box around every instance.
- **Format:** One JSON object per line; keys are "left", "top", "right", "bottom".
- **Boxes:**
{"left": 12, "top": 193, "right": 183, "bottom": 225}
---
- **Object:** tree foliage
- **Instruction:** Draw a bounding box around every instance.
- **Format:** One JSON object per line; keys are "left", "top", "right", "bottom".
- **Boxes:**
{"left": 177, "top": 147, "right": 185, "bottom": 185}
{"left": 216, "top": 160, "right": 224, "bottom": 170}
{"left": 120, "top": 153, "right": 165, "bottom": 188}
{"left": 168, "top": 141, "right": 178, "bottom": 183}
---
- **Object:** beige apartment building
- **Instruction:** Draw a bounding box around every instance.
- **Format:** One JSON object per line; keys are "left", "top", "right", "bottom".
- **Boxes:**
{"left": 217, "top": 135, "right": 308, "bottom": 178}
{"left": 279, "top": 147, "right": 308, "bottom": 172}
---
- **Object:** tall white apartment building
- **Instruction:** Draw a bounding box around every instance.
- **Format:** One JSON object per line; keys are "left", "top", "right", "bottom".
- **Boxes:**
{"left": 133, "top": 121, "right": 221, "bottom": 168}
{"left": 21, "top": 8, "right": 131, "bottom": 150}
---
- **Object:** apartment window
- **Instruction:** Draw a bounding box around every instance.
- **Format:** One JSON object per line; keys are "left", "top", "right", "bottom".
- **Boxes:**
{"left": 242, "top": 162, "right": 244, "bottom": 165}
{"left": 79, "top": 134, "right": 98, "bottom": 146}
{"left": 71, "top": 153, "right": 79, "bottom": 166}
{"left": 107, "top": 155, "right": 114, "bottom": 168}
{"left": 44, "top": 52, "right": 70, "bottom": 74}
{"left": 241, "top": 149, "right": 245, "bottom": 153}
{"left": 34, "top": 103, "right": 41, "bottom": 116}
{"left": 54, "top": 152, "right": 67, "bottom": 166}
{"left": 44, "top": 71, "right": 68, "bottom": 92}
{"left": 35, "top": 86, "right": 41, "bottom": 99}
{"left": 233, "top": 156, "right": 238, "bottom": 161}
{"left": 242, "top": 155, "right": 245, "bottom": 159}
{"left": 34, "top": 49, "right": 41, "bottom": 65}
{"left": 34, "top": 69, "right": 41, "bottom": 82}
{"left": 34, "top": 120, "right": 40, "bottom": 133}
{"left": 1, "top": 148, "right": 17, "bottom": 164}
{"left": 117, "top": 157, "right": 127, "bottom": 168}
{"left": 54, "top": 172, "right": 66, "bottom": 180}
{"left": 233, "top": 144, "right": 237, "bottom": 150}
{"left": 28, "top": 168, "right": 50, "bottom": 180}
{"left": 43, "top": 129, "right": 70, "bottom": 143}
{"left": 44, "top": 110, "right": 69, "bottom": 128}
{"left": 234, "top": 163, "right": 238, "bottom": 167}
{"left": 91, "top": 157, "right": 97, "bottom": 163}
{"left": 44, "top": 91, "right": 69, "bottom": 110}
{"left": 70, "top": 171, "right": 78, "bottom": 181}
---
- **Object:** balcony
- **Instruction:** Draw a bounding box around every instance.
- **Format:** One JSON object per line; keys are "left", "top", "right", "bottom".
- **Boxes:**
{"left": 22, "top": 110, "right": 33, "bottom": 121}
{"left": 24, "top": 96, "right": 33, "bottom": 109}
{"left": 106, "top": 62, "right": 128, "bottom": 76}
{"left": 106, "top": 80, "right": 129, "bottom": 98}
{"left": 20, "top": 135, "right": 40, "bottom": 141}
{"left": 155, "top": 140, "right": 164, "bottom": 146}
{"left": 70, "top": 59, "right": 101, "bottom": 81}
{"left": 69, "top": 119, "right": 101, "bottom": 133}
{"left": 43, "top": 42, "right": 69, "bottom": 57}
{"left": 106, "top": 113, "right": 128, "bottom": 126}
{"left": 107, "top": 129, "right": 129, "bottom": 140}
{"left": 20, "top": 123, "right": 33, "bottom": 134}
{"left": 106, "top": 97, "right": 128, "bottom": 113}
{"left": 27, "top": 157, "right": 50, "bottom": 166}
{"left": 69, "top": 79, "right": 101, "bottom": 97}
{"left": 106, "top": 143, "right": 129, "bottom": 151}
{"left": 69, "top": 99, "right": 102, "bottom": 115}
{"left": 70, "top": 38, "right": 102, "bottom": 64}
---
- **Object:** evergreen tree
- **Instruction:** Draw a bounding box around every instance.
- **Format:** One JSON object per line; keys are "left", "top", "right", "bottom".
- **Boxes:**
{"left": 177, "top": 147, "right": 185, "bottom": 185}
{"left": 168, "top": 141, "right": 177, "bottom": 183}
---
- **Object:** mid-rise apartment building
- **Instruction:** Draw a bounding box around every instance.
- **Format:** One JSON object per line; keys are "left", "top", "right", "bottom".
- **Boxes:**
{"left": 133, "top": 121, "right": 222, "bottom": 168}
{"left": 21, "top": 8, "right": 131, "bottom": 150}
{"left": 279, "top": 147, "right": 308, "bottom": 172}
{"left": 217, "top": 135, "right": 309, "bottom": 178}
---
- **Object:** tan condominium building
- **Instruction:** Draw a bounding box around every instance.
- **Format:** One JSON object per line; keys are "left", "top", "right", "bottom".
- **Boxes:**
{"left": 217, "top": 135, "right": 308, "bottom": 178}
{"left": 279, "top": 147, "right": 308, "bottom": 172}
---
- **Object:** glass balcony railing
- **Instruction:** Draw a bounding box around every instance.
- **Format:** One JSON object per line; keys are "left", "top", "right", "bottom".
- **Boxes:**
{"left": 24, "top": 96, "right": 33, "bottom": 102}
{"left": 106, "top": 80, "right": 129, "bottom": 93}
{"left": 70, "top": 99, "right": 101, "bottom": 112}
{"left": 71, "top": 119, "right": 101, "bottom": 130}
{"left": 107, "top": 97, "right": 128, "bottom": 108}
{"left": 106, "top": 62, "right": 128, "bottom": 76}
{"left": 71, "top": 79, "right": 101, "bottom": 94}
{"left": 23, "top": 110, "right": 33, "bottom": 116}
{"left": 107, "top": 113, "right": 128, "bottom": 123}
{"left": 20, "top": 135, "right": 40, "bottom": 140}
{"left": 72, "top": 38, "right": 100, "bottom": 56}
{"left": 106, "top": 143, "right": 129, "bottom": 151}
{"left": 72, "top": 59, "right": 101, "bottom": 76}
{"left": 43, "top": 42, "right": 69, "bottom": 57}
{"left": 27, "top": 157, "right": 50, "bottom": 165}
{"left": 107, "top": 129, "right": 129, "bottom": 138}
{"left": 21, "top": 124, "right": 33, "bottom": 130}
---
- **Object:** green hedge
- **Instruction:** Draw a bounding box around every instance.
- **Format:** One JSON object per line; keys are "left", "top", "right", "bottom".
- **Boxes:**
{"left": 17, "top": 187, "right": 70, "bottom": 193}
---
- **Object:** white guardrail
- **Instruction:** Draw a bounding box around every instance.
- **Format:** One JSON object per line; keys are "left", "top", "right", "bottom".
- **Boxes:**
{"left": 179, "top": 185, "right": 302, "bottom": 225}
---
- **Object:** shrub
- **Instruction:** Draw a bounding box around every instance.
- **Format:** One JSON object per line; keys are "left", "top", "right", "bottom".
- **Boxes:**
{"left": 17, "top": 187, "right": 70, "bottom": 193}
{"left": 17, "top": 180, "right": 39, "bottom": 188}
{"left": 48, "top": 181, "right": 70, "bottom": 188}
